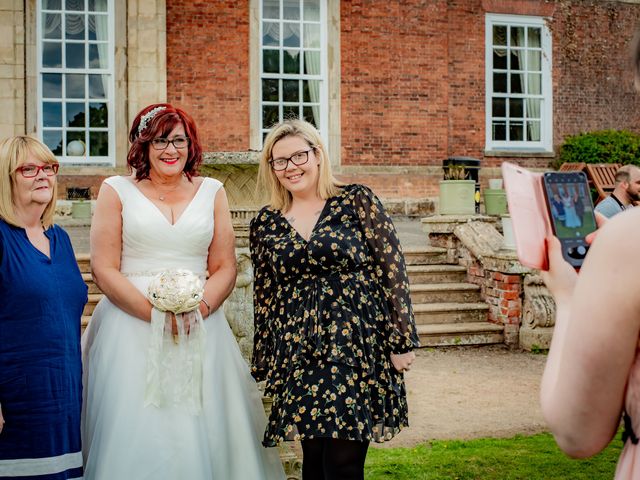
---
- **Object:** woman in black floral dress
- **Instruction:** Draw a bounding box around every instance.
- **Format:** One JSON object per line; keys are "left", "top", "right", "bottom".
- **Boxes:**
{"left": 250, "top": 119, "right": 419, "bottom": 480}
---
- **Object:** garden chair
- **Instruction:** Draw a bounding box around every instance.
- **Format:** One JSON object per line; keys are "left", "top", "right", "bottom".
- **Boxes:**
{"left": 584, "top": 163, "right": 621, "bottom": 204}
{"left": 558, "top": 162, "right": 587, "bottom": 173}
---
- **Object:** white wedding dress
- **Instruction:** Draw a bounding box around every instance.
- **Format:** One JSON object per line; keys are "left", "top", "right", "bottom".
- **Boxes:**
{"left": 81, "top": 176, "right": 285, "bottom": 479}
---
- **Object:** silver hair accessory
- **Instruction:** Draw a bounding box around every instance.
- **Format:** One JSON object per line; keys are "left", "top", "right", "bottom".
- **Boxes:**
{"left": 137, "top": 106, "right": 167, "bottom": 136}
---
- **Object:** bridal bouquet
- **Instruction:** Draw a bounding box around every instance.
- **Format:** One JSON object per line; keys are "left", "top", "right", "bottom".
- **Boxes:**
{"left": 145, "top": 269, "right": 206, "bottom": 414}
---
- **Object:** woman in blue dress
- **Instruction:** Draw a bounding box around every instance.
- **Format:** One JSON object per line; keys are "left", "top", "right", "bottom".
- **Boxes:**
{"left": 0, "top": 136, "right": 87, "bottom": 479}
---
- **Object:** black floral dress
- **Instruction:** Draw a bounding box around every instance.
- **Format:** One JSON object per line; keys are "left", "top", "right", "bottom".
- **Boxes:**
{"left": 249, "top": 183, "right": 419, "bottom": 447}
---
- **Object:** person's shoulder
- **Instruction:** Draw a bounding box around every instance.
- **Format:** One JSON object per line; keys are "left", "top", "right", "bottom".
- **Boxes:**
{"left": 49, "top": 224, "right": 73, "bottom": 246}
{"left": 250, "top": 205, "right": 278, "bottom": 230}
{"left": 342, "top": 183, "right": 376, "bottom": 199}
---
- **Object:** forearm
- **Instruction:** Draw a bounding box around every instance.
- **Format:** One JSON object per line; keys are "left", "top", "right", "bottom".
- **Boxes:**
{"left": 93, "top": 267, "right": 152, "bottom": 321}
{"left": 202, "top": 263, "right": 237, "bottom": 313}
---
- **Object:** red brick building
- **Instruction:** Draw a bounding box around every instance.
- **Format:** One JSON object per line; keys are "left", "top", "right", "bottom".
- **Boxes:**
{"left": 4, "top": 0, "right": 640, "bottom": 206}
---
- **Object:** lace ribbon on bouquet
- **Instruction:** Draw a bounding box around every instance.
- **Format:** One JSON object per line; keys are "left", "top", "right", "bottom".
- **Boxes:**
{"left": 144, "top": 269, "right": 206, "bottom": 414}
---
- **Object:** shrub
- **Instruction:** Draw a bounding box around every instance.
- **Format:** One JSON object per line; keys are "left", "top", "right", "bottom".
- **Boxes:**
{"left": 557, "top": 130, "right": 640, "bottom": 168}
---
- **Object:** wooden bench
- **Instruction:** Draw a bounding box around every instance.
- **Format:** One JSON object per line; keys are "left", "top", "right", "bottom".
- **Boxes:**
{"left": 585, "top": 163, "right": 621, "bottom": 203}
{"left": 558, "top": 162, "right": 587, "bottom": 173}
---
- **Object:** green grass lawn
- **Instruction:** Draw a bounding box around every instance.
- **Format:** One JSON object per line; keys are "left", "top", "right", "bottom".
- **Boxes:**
{"left": 365, "top": 432, "right": 622, "bottom": 479}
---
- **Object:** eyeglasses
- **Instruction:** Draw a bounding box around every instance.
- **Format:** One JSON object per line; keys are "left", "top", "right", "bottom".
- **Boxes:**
{"left": 150, "top": 136, "right": 189, "bottom": 150}
{"left": 15, "top": 163, "right": 59, "bottom": 178}
{"left": 269, "top": 148, "right": 314, "bottom": 171}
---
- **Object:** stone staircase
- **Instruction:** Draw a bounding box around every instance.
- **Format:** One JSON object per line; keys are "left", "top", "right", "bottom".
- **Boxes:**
{"left": 404, "top": 247, "right": 504, "bottom": 347}
{"left": 76, "top": 254, "right": 101, "bottom": 331}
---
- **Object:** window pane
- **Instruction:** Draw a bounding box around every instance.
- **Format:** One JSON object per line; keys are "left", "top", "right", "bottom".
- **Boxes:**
{"left": 527, "top": 50, "right": 541, "bottom": 71}
{"left": 304, "top": 0, "right": 320, "bottom": 21}
{"left": 66, "top": 0, "right": 84, "bottom": 11}
{"left": 527, "top": 73, "right": 542, "bottom": 94}
{"left": 528, "top": 27, "right": 541, "bottom": 48}
{"left": 493, "top": 25, "right": 507, "bottom": 46}
{"left": 283, "top": 104, "right": 298, "bottom": 119}
{"left": 263, "top": 0, "right": 279, "bottom": 19}
{"left": 526, "top": 99, "right": 541, "bottom": 119}
{"left": 43, "top": 102, "right": 63, "bottom": 127}
{"left": 283, "top": 24, "right": 300, "bottom": 48}
{"left": 303, "top": 51, "right": 320, "bottom": 74}
{"left": 66, "top": 132, "right": 85, "bottom": 156}
{"left": 493, "top": 48, "right": 507, "bottom": 69}
{"left": 510, "top": 73, "right": 523, "bottom": 93}
{"left": 303, "top": 106, "right": 317, "bottom": 126}
{"left": 509, "top": 121, "right": 524, "bottom": 141}
{"left": 66, "top": 102, "right": 86, "bottom": 127}
{"left": 262, "top": 105, "right": 278, "bottom": 128}
{"left": 43, "top": 0, "right": 62, "bottom": 9}
{"left": 89, "top": 102, "right": 107, "bottom": 127}
{"left": 88, "top": 44, "right": 108, "bottom": 68}
{"left": 42, "top": 42, "right": 62, "bottom": 68}
{"left": 88, "top": 14, "right": 108, "bottom": 41}
{"left": 89, "top": 131, "right": 108, "bottom": 156}
{"left": 66, "top": 14, "right": 85, "bottom": 40}
{"left": 283, "top": 0, "right": 300, "bottom": 20}
{"left": 283, "top": 80, "right": 299, "bottom": 101}
{"left": 43, "top": 130, "right": 63, "bottom": 155}
{"left": 66, "top": 74, "right": 85, "bottom": 97}
{"left": 492, "top": 121, "right": 506, "bottom": 141}
{"left": 510, "top": 50, "right": 521, "bottom": 71}
{"left": 527, "top": 121, "right": 541, "bottom": 142}
{"left": 88, "top": 0, "right": 107, "bottom": 12}
{"left": 492, "top": 97, "right": 505, "bottom": 117}
{"left": 304, "top": 23, "right": 320, "bottom": 49}
{"left": 262, "top": 49, "right": 280, "bottom": 73}
{"left": 262, "top": 79, "right": 279, "bottom": 101}
{"left": 509, "top": 98, "right": 523, "bottom": 118}
{"left": 511, "top": 26, "right": 524, "bottom": 47}
{"left": 42, "top": 73, "right": 62, "bottom": 97}
{"left": 88, "top": 74, "right": 106, "bottom": 98}
{"left": 493, "top": 72, "right": 507, "bottom": 93}
{"left": 66, "top": 43, "right": 85, "bottom": 68}
{"left": 303, "top": 80, "right": 319, "bottom": 102}
{"left": 283, "top": 49, "right": 300, "bottom": 73}
{"left": 43, "top": 13, "right": 61, "bottom": 39}
{"left": 263, "top": 22, "right": 279, "bottom": 46}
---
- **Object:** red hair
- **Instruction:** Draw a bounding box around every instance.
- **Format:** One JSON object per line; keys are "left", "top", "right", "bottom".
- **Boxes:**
{"left": 127, "top": 103, "right": 203, "bottom": 180}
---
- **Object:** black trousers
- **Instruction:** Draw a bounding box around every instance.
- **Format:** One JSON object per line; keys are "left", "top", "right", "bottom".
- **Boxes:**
{"left": 301, "top": 437, "right": 370, "bottom": 480}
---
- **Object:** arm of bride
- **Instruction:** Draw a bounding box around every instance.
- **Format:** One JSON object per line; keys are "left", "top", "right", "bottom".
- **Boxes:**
{"left": 90, "top": 182, "right": 153, "bottom": 322}
{"left": 199, "top": 187, "right": 237, "bottom": 318}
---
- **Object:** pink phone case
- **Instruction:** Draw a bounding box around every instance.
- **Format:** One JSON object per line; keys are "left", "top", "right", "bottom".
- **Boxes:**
{"left": 501, "top": 162, "right": 552, "bottom": 270}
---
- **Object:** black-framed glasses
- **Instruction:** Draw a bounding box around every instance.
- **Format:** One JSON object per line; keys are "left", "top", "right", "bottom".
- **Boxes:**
{"left": 15, "top": 163, "right": 59, "bottom": 178}
{"left": 151, "top": 136, "right": 189, "bottom": 150}
{"left": 269, "top": 148, "right": 314, "bottom": 171}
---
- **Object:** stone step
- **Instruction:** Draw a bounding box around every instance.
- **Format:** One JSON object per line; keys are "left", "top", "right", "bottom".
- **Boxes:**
{"left": 413, "top": 302, "right": 489, "bottom": 325}
{"left": 403, "top": 247, "right": 448, "bottom": 266}
{"left": 410, "top": 283, "right": 482, "bottom": 304}
{"left": 82, "top": 315, "right": 91, "bottom": 331}
{"left": 407, "top": 264, "right": 467, "bottom": 284}
{"left": 417, "top": 322, "right": 504, "bottom": 347}
{"left": 76, "top": 253, "right": 90, "bottom": 273}
{"left": 81, "top": 273, "right": 102, "bottom": 294}
{"left": 83, "top": 293, "right": 104, "bottom": 316}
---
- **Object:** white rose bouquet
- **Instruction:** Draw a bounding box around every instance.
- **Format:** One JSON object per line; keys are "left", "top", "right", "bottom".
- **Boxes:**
{"left": 145, "top": 269, "right": 207, "bottom": 414}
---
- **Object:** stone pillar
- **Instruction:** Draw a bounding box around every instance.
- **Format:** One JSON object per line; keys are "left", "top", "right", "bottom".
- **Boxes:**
{"left": 0, "top": 1, "right": 25, "bottom": 137}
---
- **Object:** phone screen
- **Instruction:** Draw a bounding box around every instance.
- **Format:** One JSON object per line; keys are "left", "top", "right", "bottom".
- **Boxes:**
{"left": 543, "top": 173, "right": 597, "bottom": 240}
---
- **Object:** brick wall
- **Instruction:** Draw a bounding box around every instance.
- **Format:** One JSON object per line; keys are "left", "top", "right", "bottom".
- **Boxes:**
{"left": 166, "top": 0, "right": 250, "bottom": 152}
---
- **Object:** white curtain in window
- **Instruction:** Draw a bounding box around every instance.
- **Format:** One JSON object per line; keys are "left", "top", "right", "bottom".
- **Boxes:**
{"left": 304, "top": 53, "right": 320, "bottom": 126}
{"left": 516, "top": 28, "right": 541, "bottom": 142}
{"left": 92, "top": 14, "right": 109, "bottom": 97}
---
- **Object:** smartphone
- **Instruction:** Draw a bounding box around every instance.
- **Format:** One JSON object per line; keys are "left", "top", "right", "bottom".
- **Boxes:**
{"left": 542, "top": 171, "right": 597, "bottom": 268}
{"left": 502, "top": 162, "right": 551, "bottom": 270}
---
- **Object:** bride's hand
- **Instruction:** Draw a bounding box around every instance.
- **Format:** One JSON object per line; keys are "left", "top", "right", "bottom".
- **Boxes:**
{"left": 170, "top": 313, "right": 192, "bottom": 336}
{"left": 0, "top": 404, "right": 5, "bottom": 435}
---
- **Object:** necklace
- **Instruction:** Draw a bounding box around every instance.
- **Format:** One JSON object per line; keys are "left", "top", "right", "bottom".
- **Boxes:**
{"left": 149, "top": 178, "right": 182, "bottom": 201}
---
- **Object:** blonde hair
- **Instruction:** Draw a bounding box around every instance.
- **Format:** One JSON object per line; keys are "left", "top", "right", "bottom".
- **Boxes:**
{"left": 258, "top": 119, "right": 343, "bottom": 211}
{"left": 0, "top": 136, "right": 59, "bottom": 228}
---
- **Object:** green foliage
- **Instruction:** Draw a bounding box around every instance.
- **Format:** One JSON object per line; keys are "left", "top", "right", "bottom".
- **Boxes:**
{"left": 557, "top": 130, "right": 640, "bottom": 168}
{"left": 366, "top": 432, "right": 622, "bottom": 479}
{"left": 530, "top": 344, "right": 548, "bottom": 355}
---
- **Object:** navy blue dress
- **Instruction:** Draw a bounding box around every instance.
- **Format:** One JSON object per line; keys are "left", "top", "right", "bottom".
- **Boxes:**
{"left": 0, "top": 220, "right": 87, "bottom": 480}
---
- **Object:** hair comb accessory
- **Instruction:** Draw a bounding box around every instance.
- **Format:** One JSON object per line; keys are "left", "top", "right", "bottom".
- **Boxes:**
{"left": 137, "top": 106, "right": 167, "bottom": 136}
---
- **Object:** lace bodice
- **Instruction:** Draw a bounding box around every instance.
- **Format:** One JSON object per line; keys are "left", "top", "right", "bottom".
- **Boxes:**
{"left": 104, "top": 176, "right": 221, "bottom": 276}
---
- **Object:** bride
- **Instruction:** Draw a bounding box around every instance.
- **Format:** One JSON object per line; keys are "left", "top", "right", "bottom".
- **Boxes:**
{"left": 81, "top": 103, "right": 284, "bottom": 479}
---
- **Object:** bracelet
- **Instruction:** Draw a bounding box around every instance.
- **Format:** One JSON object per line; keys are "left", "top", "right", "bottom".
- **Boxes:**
{"left": 201, "top": 298, "right": 212, "bottom": 317}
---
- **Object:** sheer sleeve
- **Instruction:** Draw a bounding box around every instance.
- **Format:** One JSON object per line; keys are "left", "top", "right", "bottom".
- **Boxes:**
{"left": 249, "top": 210, "right": 276, "bottom": 382}
{"left": 352, "top": 185, "right": 420, "bottom": 353}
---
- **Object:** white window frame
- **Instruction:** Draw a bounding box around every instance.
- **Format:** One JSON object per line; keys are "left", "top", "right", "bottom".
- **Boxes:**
{"left": 485, "top": 14, "right": 553, "bottom": 153}
{"left": 259, "top": 0, "right": 328, "bottom": 145}
{"left": 36, "top": 0, "right": 115, "bottom": 165}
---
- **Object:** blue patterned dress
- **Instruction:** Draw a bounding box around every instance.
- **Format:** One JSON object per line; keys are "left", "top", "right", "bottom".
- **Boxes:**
{"left": 0, "top": 220, "right": 87, "bottom": 480}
